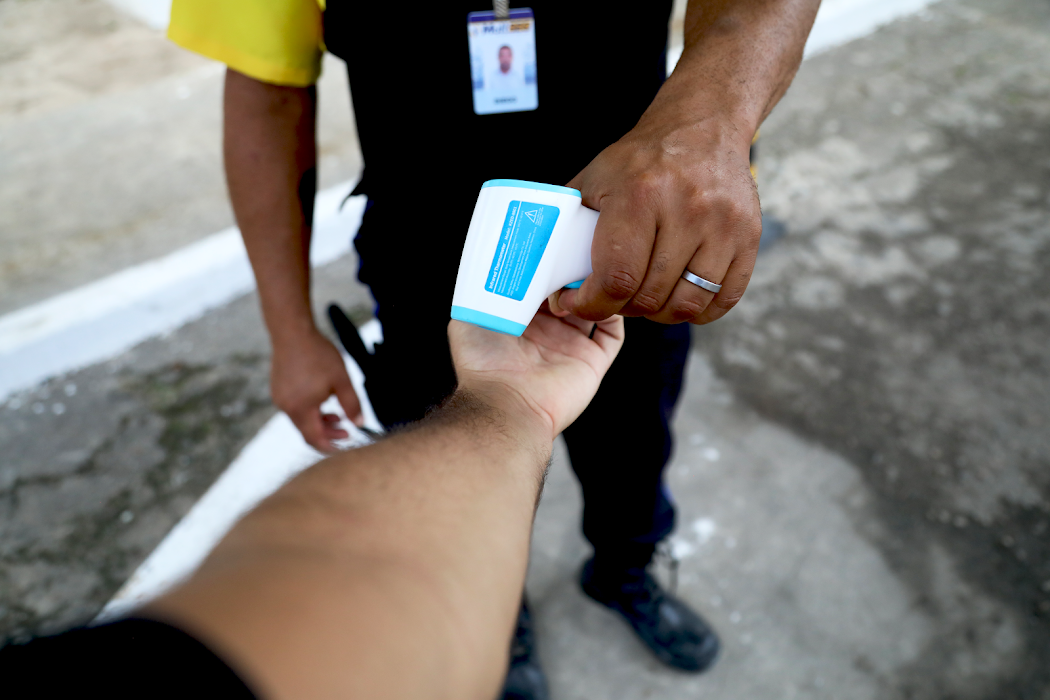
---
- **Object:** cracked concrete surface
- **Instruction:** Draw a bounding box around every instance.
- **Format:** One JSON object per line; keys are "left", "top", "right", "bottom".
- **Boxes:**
{"left": 2, "top": 0, "right": 1049, "bottom": 697}
{"left": 0, "top": 256, "right": 375, "bottom": 642}
{"left": 703, "top": 0, "right": 1050, "bottom": 694}
{"left": 0, "top": 255, "right": 373, "bottom": 640}
{"left": 532, "top": 353, "right": 1038, "bottom": 699}
{"left": 0, "top": 0, "right": 362, "bottom": 314}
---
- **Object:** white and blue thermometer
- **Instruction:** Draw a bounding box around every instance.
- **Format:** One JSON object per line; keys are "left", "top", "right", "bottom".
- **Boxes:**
{"left": 451, "top": 179, "right": 598, "bottom": 336}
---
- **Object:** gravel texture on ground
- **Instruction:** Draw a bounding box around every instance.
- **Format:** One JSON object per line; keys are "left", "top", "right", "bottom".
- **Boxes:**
{"left": 710, "top": 0, "right": 1050, "bottom": 694}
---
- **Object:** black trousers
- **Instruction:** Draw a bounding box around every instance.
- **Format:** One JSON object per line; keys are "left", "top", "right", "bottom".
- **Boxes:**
{"left": 352, "top": 198, "right": 689, "bottom": 567}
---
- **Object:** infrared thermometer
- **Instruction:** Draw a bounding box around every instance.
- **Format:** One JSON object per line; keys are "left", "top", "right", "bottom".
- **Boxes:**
{"left": 451, "top": 179, "right": 598, "bottom": 336}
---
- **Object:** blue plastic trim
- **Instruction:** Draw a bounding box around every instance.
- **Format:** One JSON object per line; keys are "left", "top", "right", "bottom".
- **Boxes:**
{"left": 451, "top": 305, "right": 528, "bottom": 337}
{"left": 468, "top": 8, "right": 534, "bottom": 21}
{"left": 563, "top": 280, "right": 585, "bottom": 289}
{"left": 481, "top": 179, "right": 582, "bottom": 198}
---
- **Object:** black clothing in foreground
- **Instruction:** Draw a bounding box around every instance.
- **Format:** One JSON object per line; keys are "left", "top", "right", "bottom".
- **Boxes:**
{"left": 0, "top": 618, "right": 256, "bottom": 698}
{"left": 324, "top": 1, "right": 674, "bottom": 196}
{"left": 565, "top": 317, "right": 689, "bottom": 566}
{"left": 328, "top": 1, "right": 687, "bottom": 563}
{"left": 356, "top": 196, "right": 689, "bottom": 562}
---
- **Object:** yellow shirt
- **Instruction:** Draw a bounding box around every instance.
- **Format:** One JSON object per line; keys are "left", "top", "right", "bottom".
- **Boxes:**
{"left": 168, "top": 0, "right": 326, "bottom": 87}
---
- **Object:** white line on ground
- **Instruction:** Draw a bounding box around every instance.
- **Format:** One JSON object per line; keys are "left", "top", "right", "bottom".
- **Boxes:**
{"left": 103, "top": 0, "right": 172, "bottom": 30}
{"left": 802, "top": 0, "right": 938, "bottom": 57}
{"left": 77, "top": 0, "right": 940, "bottom": 623}
{"left": 97, "top": 319, "right": 384, "bottom": 622}
{"left": 666, "top": 0, "right": 939, "bottom": 73}
{"left": 0, "top": 182, "right": 364, "bottom": 403}
{"left": 97, "top": 411, "right": 323, "bottom": 622}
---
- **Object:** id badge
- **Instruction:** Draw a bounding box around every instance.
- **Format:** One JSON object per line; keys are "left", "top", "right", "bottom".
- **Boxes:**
{"left": 467, "top": 8, "right": 538, "bottom": 115}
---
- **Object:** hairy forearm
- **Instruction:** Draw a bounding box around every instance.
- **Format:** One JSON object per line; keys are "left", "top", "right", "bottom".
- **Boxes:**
{"left": 147, "top": 388, "right": 551, "bottom": 700}
{"left": 649, "top": 0, "right": 820, "bottom": 144}
{"left": 223, "top": 68, "right": 318, "bottom": 349}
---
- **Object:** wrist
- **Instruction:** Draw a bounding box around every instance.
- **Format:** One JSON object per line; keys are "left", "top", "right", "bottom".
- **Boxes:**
{"left": 445, "top": 382, "right": 553, "bottom": 448}
{"left": 632, "top": 83, "right": 756, "bottom": 161}
{"left": 270, "top": 319, "right": 324, "bottom": 358}
{"left": 644, "top": 49, "right": 768, "bottom": 153}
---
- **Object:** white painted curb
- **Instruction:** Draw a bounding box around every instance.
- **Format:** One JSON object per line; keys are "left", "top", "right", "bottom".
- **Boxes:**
{"left": 0, "top": 183, "right": 365, "bottom": 402}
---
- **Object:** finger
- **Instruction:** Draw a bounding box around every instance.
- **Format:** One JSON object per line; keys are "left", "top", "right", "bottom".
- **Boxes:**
{"left": 535, "top": 300, "right": 574, "bottom": 325}
{"left": 291, "top": 407, "right": 336, "bottom": 453}
{"left": 569, "top": 194, "right": 657, "bottom": 321}
{"left": 537, "top": 298, "right": 566, "bottom": 320}
{"left": 548, "top": 309, "right": 623, "bottom": 342}
{"left": 690, "top": 252, "right": 756, "bottom": 325}
{"left": 335, "top": 380, "right": 364, "bottom": 427}
{"left": 591, "top": 315, "right": 626, "bottom": 358}
{"left": 320, "top": 414, "right": 350, "bottom": 442}
{"left": 547, "top": 289, "right": 576, "bottom": 317}
{"left": 553, "top": 310, "right": 595, "bottom": 335}
{"left": 526, "top": 310, "right": 591, "bottom": 346}
{"left": 532, "top": 311, "right": 624, "bottom": 359}
{"left": 618, "top": 222, "right": 697, "bottom": 317}
{"left": 525, "top": 314, "right": 610, "bottom": 367}
{"left": 647, "top": 243, "right": 735, "bottom": 324}
{"left": 554, "top": 311, "right": 625, "bottom": 361}
{"left": 594, "top": 313, "right": 625, "bottom": 339}
{"left": 320, "top": 412, "right": 350, "bottom": 436}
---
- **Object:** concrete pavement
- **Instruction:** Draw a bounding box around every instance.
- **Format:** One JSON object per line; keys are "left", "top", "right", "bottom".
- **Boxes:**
{"left": 2, "top": 0, "right": 1049, "bottom": 697}
{"left": 0, "top": 0, "right": 361, "bottom": 314}
{"left": 713, "top": 0, "right": 1050, "bottom": 692}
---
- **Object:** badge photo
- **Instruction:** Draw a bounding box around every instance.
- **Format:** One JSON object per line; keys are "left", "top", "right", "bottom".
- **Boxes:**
{"left": 467, "top": 8, "right": 538, "bottom": 115}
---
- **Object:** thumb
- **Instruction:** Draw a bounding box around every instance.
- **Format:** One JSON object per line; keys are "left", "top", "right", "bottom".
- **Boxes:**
{"left": 548, "top": 288, "right": 579, "bottom": 317}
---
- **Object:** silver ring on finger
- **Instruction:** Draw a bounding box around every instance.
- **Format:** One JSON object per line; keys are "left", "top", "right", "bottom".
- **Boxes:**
{"left": 681, "top": 269, "right": 722, "bottom": 293}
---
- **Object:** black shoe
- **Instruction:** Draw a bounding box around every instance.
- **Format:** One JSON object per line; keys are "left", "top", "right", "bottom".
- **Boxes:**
{"left": 580, "top": 557, "right": 720, "bottom": 673}
{"left": 501, "top": 599, "right": 549, "bottom": 700}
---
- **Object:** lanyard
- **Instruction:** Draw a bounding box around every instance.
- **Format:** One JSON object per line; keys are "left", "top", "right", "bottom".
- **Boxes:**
{"left": 493, "top": 0, "right": 509, "bottom": 19}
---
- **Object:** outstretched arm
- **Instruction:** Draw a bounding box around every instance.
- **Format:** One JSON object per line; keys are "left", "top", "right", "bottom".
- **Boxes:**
{"left": 554, "top": 0, "right": 820, "bottom": 325}
{"left": 144, "top": 310, "right": 625, "bottom": 700}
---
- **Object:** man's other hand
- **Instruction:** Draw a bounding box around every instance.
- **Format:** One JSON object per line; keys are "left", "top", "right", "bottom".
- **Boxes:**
{"left": 449, "top": 307, "right": 624, "bottom": 439}
{"left": 271, "top": 330, "right": 363, "bottom": 452}
{"left": 553, "top": 115, "right": 761, "bottom": 327}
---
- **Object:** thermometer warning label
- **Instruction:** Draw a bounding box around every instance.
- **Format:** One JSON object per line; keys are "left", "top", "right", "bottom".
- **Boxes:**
{"left": 486, "top": 200, "right": 560, "bottom": 301}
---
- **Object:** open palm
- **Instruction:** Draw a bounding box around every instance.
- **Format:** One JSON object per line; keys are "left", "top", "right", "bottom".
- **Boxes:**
{"left": 449, "top": 306, "right": 625, "bottom": 438}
